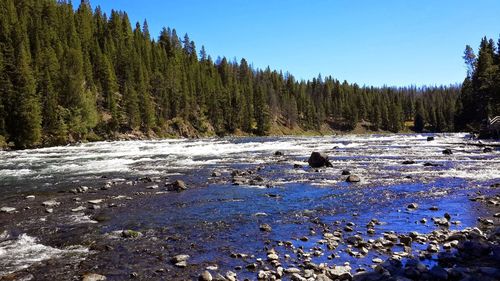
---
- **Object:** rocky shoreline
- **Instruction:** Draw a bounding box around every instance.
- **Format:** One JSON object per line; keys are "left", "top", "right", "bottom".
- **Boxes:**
{"left": 0, "top": 140, "right": 499, "bottom": 281}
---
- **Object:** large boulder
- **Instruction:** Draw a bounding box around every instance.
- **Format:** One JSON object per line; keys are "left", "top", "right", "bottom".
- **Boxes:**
{"left": 308, "top": 152, "right": 333, "bottom": 168}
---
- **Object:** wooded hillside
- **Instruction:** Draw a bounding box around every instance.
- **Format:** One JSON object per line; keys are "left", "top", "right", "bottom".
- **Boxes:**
{"left": 0, "top": 0, "right": 474, "bottom": 148}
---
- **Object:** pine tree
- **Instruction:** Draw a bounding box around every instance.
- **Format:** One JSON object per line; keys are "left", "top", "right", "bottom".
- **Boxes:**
{"left": 12, "top": 45, "right": 42, "bottom": 148}
{"left": 414, "top": 100, "right": 425, "bottom": 132}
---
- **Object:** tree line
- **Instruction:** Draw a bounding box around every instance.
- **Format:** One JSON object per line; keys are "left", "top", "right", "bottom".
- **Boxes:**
{"left": 455, "top": 36, "right": 500, "bottom": 132}
{"left": 0, "top": 0, "right": 472, "bottom": 149}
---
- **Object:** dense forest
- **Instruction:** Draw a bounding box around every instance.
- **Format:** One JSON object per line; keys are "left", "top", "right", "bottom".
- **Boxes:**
{"left": 455, "top": 37, "right": 500, "bottom": 132}
{"left": 0, "top": 0, "right": 494, "bottom": 149}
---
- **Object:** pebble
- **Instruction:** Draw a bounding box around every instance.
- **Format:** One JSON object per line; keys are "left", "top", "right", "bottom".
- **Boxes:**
{"left": 88, "top": 199, "right": 104, "bottom": 205}
{"left": 71, "top": 206, "right": 85, "bottom": 212}
{"left": 171, "top": 254, "right": 190, "bottom": 263}
{"left": 285, "top": 267, "right": 301, "bottom": 274}
{"left": 82, "top": 273, "right": 107, "bottom": 281}
{"left": 0, "top": 207, "right": 16, "bottom": 213}
{"left": 25, "top": 195, "right": 35, "bottom": 199}
{"left": 42, "top": 200, "right": 60, "bottom": 207}
{"left": 45, "top": 208, "right": 54, "bottom": 213}
{"left": 267, "top": 253, "right": 279, "bottom": 261}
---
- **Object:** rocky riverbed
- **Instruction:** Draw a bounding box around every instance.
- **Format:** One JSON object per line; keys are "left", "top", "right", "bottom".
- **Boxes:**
{"left": 0, "top": 134, "right": 499, "bottom": 280}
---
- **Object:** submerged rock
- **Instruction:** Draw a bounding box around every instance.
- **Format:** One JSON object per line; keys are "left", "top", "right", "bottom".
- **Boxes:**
{"left": 308, "top": 152, "right": 332, "bottom": 168}
{"left": 427, "top": 136, "right": 435, "bottom": 141}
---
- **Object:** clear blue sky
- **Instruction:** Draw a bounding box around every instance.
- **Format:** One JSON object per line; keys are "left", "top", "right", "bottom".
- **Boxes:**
{"left": 88, "top": 0, "right": 500, "bottom": 87}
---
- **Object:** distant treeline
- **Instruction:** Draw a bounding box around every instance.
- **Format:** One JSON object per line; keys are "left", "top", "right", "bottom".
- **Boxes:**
{"left": 0, "top": 0, "right": 488, "bottom": 149}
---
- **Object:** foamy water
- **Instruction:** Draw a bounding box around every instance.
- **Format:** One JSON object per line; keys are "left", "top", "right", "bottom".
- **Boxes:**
{"left": 0, "top": 233, "right": 89, "bottom": 276}
{"left": 0, "top": 133, "right": 498, "bottom": 194}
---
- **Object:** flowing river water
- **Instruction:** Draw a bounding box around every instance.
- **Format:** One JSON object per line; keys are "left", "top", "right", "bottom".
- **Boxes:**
{"left": 0, "top": 133, "right": 498, "bottom": 280}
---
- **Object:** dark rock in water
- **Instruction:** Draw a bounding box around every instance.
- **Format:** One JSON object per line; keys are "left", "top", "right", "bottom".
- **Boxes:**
{"left": 342, "top": 170, "right": 351, "bottom": 175}
{"left": 140, "top": 177, "right": 153, "bottom": 183}
{"left": 407, "top": 203, "right": 418, "bottom": 209}
{"left": 293, "top": 164, "right": 303, "bottom": 169}
{"left": 402, "top": 160, "right": 415, "bottom": 165}
{"left": 167, "top": 180, "right": 187, "bottom": 191}
{"left": 429, "top": 206, "right": 439, "bottom": 211}
{"left": 423, "top": 162, "right": 441, "bottom": 167}
{"left": 260, "top": 223, "right": 272, "bottom": 232}
{"left": 444, "top": 213, "right": 451, "bottom": 221}
{"left": 427, "top": 136, "right": 435, "bottom": 141}
{"left": 346, "top": 175, "right": 360, "bottom": 183}
{"left": 211, "top": 171, "right": 221, "bottom": 177}
{"left": 400, "top": 236, "right": 412, "bottom": 247}
{"left": 483, "top": 147, "right": 493, "bottom": 153}
{"left": 442, "top": 149, "right": 453, "bottom": 155}
{"left": 308, "top": 152, "right": 333, "bottom": 168}
{"left": 274, "top": 151, "right": 284, "bottom": 156}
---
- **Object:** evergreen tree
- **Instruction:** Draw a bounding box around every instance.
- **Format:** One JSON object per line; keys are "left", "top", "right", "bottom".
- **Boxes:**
{"left": 12, "top": 46, "right": 42, "bottom": 148}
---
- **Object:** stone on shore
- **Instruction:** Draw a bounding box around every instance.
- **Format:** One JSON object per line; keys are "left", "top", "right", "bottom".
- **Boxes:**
{"left": 199, "top": 271, "right": 213, "bottom": 281}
